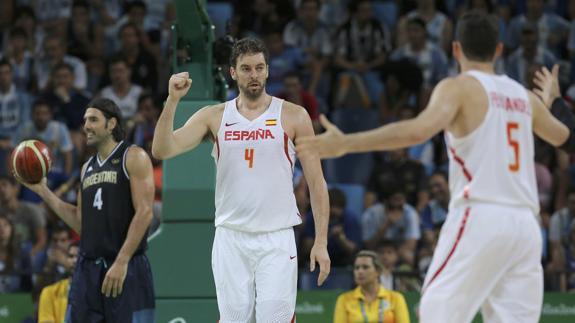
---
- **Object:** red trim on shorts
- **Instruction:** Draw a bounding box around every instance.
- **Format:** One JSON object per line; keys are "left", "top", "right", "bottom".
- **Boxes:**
{"left": 284, "top": 132, "right": 293, "bottom": 169}
{"left": 215, "top": 136, "right": 220, "bottom": 161}
{"left": 291, "top": 313, "right": 296, "bottom": 323}
{"left": 449, "top": 146, "right": 472, "bottom": 181}
{"left": 423, "top": 207, "right": 471, "bottom": 293}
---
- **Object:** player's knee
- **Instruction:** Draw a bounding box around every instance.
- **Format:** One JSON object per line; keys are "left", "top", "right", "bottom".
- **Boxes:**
{"left": 256, "top": 300, "right": 294, "bottom": 323}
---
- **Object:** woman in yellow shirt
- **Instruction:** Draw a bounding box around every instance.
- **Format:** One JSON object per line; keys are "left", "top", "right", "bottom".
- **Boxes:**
{"left": 334, "top": 250, "right": 410, "bottom": 323}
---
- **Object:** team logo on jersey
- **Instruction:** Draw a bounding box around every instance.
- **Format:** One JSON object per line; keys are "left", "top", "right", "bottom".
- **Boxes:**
{"left": 86, "top": 166, "right": 93, "bottom": 173}
{"left": 112, "top": 158, "right": 120, "bottom": 164}
{"left": 224, "top": 129, "right": 275, "bottom": 141}
{"left": 265, "top": 119, "right": 277, "bottom": 126}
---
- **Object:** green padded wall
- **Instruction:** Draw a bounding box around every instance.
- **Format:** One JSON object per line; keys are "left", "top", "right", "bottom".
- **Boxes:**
{"left": 147, "top": 99, "right": 220, "bottom": 321}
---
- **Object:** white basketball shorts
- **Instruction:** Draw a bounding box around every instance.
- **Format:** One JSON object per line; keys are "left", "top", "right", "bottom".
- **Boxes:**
{"left": 212, "top": 226, "right": 298, "bottom": 323}
{"left": 420, "top": 203, "right": 543, "bottom": 323}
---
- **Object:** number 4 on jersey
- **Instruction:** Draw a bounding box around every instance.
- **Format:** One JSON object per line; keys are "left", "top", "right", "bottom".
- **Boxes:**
{"left": 245, "top": 148, "right": 254, "bottom": 168}
{"left": 93, "top": 187, "right": 103, "bottom": 210}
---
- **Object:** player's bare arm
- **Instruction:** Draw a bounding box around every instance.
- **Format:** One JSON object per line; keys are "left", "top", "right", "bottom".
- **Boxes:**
{"left": 101, "top": 146, "right": 154, "bottom": 298}
{"left": 284, "top": 101, "right": 331, "bottom": 285}
{"left": 152, "top": 72, "right": 223, "bottom": 159}
{"left": 15, "top": 163, "right": 86, "bottom": 233}
{"left": 296, "top": 76, "right": 463, "bottom": 159}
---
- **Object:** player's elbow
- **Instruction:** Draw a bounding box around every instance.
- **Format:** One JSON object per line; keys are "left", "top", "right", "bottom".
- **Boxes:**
{"left": 151, "top": 144, "right": 169, "bottom": 160}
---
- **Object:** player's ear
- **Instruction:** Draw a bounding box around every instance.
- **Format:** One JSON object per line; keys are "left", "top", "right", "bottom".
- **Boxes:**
{"left": 230, "top": 66, "right": 237, "bottom": 80}
{"left": 452, "top": 41, "right": 462, "bottom": 61}
{"left": 493, "top": 42, "right": 504, "bottom": 60}
{"left": 107, "top": 117, "right": 117, "bottom": 132}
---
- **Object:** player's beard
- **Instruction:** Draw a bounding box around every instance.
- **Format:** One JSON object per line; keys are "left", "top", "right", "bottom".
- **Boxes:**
{"left": 239, "top": 80, "right": 265, "bottom": 100}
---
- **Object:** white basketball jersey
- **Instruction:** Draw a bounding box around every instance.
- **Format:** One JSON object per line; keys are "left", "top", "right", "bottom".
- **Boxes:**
{"left": 211, "top": 97, "right": 301, "bottom": 232}
{"left": 447, "top": 71, "right": 538, "bottom": 213}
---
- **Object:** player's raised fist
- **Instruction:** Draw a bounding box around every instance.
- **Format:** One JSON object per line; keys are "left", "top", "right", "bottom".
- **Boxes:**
{"left": 168, "top": 72, "right": 192, "bottom": 99}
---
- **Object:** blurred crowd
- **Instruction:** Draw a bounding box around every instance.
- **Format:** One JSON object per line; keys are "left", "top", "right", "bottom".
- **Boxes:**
{"left": 1, "top": 0, "right": 575, "bottom": 316}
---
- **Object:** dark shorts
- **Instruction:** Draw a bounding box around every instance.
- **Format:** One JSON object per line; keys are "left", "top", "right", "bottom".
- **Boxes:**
{"left": 65, "top": 253, "right": 155, "bottom": 323}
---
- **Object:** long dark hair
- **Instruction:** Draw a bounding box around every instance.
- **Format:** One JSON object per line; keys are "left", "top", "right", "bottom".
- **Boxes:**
{"left": 0, "top": 214, "right": 20, "bottom": 272}
{"left": 86, "top": 98, "right": 126, "bottom": 142}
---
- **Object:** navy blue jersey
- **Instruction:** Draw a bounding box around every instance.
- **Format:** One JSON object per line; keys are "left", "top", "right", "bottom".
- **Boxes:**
{"left": 80, "top": 141, "right": 146, "bottom": 259}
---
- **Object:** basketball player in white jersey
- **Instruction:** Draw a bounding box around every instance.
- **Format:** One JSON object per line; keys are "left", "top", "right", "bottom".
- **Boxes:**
{"left": 298, "top": 11, "right": 574, "bottom": 323}
{"left": 152, "top": 38, "right": 330, "bottom": 323}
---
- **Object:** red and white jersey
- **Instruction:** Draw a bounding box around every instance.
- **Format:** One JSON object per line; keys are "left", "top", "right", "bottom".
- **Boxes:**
{"left": 211, "top": 96, "right": 301, "bottom": 232}
{"left": 446, "top": 71, "right": 538, "bottom": 213}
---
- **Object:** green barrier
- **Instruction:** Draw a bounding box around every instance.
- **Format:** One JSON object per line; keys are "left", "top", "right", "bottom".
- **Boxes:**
{"left": 0, "top": 293, "right": 33, "bottom": 323}
{"left": 2, "top": 291, "right": 575, "bottom": 322}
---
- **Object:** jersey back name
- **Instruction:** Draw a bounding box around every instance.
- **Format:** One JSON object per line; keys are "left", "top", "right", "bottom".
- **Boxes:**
{"left": 446, "top": 71, "right": 538, "bottom": 213}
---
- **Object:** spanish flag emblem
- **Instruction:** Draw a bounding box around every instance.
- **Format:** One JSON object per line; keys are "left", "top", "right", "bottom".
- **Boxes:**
{"left": 265, "top": 119, "right": 277, "bottom": 126}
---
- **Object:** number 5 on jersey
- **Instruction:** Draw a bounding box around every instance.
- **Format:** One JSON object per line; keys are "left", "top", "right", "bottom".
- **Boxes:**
{"left": 507, "top": 122, "right": 519, "bottom": 172}
{"left": 245, "top": 148, "right": 255, "bottom": 168}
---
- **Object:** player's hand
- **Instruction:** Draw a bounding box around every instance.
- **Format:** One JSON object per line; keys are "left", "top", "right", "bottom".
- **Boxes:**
{"left": 101, "top": 261, "right": 128, "bottom": 298}
{"left": 13, "top": 174, "right": 48, "bottom": 194}
{"left": 168, "top": 72, "right": 192, "bottom": 100}
{"left": 533, "top": 64, "right": 560, "bottom": 108}
{"left": 296, "top": 115, "right": 346, "bottom": 159}
{"left": 309, "top": 242, "right": 330, "bottom": 286}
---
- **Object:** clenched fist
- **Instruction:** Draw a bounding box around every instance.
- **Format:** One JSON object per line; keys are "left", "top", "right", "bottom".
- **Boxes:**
{"left": 168, "top": 72, "right": 192, "bottom": 100}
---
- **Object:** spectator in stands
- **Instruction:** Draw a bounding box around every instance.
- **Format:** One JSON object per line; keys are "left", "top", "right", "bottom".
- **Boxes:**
{"left": 397, "top": 0, "right": 454, "bottom": 54}
{"left": 67, "top": 0, "right": 106, "bottom": 93}
{"left": 4, "top": 6, "right": 43, "bottom": 55}
{"left": 0, "top": 58, "right": 32, "bottom": 138}
{"left": 236, "top": 0, "right": 295, "bottom": 36}
{"left": 42, "top": 63, "right": 90, "bottom": 132}
{"left": 361, "top": 186, "right": 420, "bottom": 264}
{"left": 38, "top": 242, "right": 78, "bottom": 323}
{"left": 67, "top": 1, "right": 104, "bottom": 62}
{"left": 367, "top": 148, "right": 428, "bottom": 211}
{"left": 0, "top": 175, "right": 47, "bottom": 257}
{"left": 2, "top": 27, "right": 37, "bottom": 92}
{"left": 303, "top": 188, "right": 362, "bottom": 267}
{"left": 378, "top": 58, "right": 423, "bottom": 122}
{"left": 333, "top": 250, "right": 410, "bottom": 323}
{"left": 507, "top": 23, "right": 556, "bottom": 86}
{"left": 14, "top": 100, "right": 74, "bottom": 176}
{"left": 391, "top": 17, "right": 448, "bottom": 95}
{"left": 0, "top": 213, "right": 31, "bottom": 293}
{"left": 421, "top": 171, "right": 449, "bottom": 248}
{"left": 263, "top": 30, "right": 308, "bottom": 96}
{"left": 377, "top": 241, "right": 399, "bottom": 290}
{"left": 35, "top": 35, "right": 87, "bottom": 91}
{"left": 507, "top": 0, "right": 569, "bottom": 56}
{"left": 114, "top": 22, "right": 158, "bottom": 92}
{"left": 548, "top": 188, "right": 575, "bottom": 274}
{"left": 31, "top": 0, "right": 72, "bottom": 38}
{"left": 277, "top": 72, "right": 320, "bottom": 133}
{"left": 33, "top": 224, "right": 71, "bottom": 286}
{"left": 99, "top": 56, "right": 143, "bottom": 119}
{"left": 333, "top": 0, "right": 388, "bottom": 109}
{"left": 129, "top": 93, "right": 160, "bottom": 148}
{"left": 283, "top": 0, "right": 332, "bottom": 96}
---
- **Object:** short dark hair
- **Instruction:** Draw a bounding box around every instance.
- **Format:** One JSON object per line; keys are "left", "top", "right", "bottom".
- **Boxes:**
{"left": 32, "top": 99, "right": 53, "bottom": 113}
{"left": 72, "top": 0, "right": 90, "bottom": 10}
{"left": 430, "top": 170, "right": 448, "bottom": 181}
{"left": 0, "top": 59, "right": 11, "bottom": 71}
{"left": 86, "top": 98, "right": 125, "bottom": 142}
{"left": 407, "top": 17, "right": 427, "bottom": 30}
{"left": 329, "top": 188, "right": 347, "bottom": 209}
{"left": 455, "top": 10, "right": 499, "bottom": 62}
{"left": 348, "top": 0, "right": 371, "bottom": 14}
{"left": 300, "top": 0, "right": 321, "bottom": 9}
{"left": 229, "top": 37, "right": 269, "bottom": 68}
{"left": 9, "top": 27, "right": 28, "bottom": 40}
{"left": 118, "top": 22, "right": 139, "bottom": 39}
{"left": 0, "top": 174, "right": 16, "bottom": 185}
{"left": 52, "top": 62, "right": 74, "bottom": 75}
{"left": 108, "top": 55, "right": 129, "bottom": 68}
